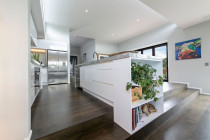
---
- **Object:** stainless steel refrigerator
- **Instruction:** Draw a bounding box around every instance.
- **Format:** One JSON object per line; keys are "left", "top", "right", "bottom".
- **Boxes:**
{"left": 48, "top": 50, "right": 68, "bottom": 84}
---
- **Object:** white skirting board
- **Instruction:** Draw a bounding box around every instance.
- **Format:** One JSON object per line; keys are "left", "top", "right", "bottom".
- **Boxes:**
{"left": 200, "top": 93, "right": 210, "bottom": 96}
{"left": 24, "top": 130, "right": 32, "bottom": 140}
{"left": 188, "top": 87, "right": 202, "bottom": 94}
{"left": 169, "top": 81, "right": 190, "bottom": 87}
{"left": 83, "top": 88, "right": 113, "bottom": 106}
{"left": 169, "top": 81, "right": 210, "bottom": 95}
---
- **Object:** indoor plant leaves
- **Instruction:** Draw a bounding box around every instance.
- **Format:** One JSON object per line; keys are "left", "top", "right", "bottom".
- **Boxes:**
{"left": 126, "top": 62, "right": 163, "bottom": 102}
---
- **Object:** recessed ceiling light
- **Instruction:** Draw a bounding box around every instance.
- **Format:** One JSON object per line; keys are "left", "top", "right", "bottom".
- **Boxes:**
{"left": 112, "top": 33, "right": 115, "bottom": 36}
{"left": 85, "top": 9, "right": 88, "bottom": 13}
{"left": 137, "top": 19, "right": 140, "bottom": 22}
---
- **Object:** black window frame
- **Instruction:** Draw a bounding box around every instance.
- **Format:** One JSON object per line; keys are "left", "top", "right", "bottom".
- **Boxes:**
{"left": 135, "top": 43, "right": 168, "bottom": 82}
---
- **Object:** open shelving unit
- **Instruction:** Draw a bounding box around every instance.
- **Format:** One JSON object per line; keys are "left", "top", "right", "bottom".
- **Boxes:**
{"left": 132, "top": 107, "right": 163, "bottom": 134}
{"left": 80, "top": 56, "right": 163, "bottom": 135}
{"left": 131, "top": 96, "right": 164, "bottom": 134}
{"left": 113, "top": 57, "right": 163, "bottom": 135}
{"left": 131, "top": 92, "right": 163, "bottom": 109}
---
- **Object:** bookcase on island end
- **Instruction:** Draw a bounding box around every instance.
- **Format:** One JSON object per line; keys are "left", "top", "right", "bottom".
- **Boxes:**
{"left": 113, "top": 57, "right": 163, "bottom": 134}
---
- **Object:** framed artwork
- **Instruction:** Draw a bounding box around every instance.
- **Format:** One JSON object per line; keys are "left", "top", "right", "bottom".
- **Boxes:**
{"left": 175, "top": 38, "right": 201, "bottom": 60}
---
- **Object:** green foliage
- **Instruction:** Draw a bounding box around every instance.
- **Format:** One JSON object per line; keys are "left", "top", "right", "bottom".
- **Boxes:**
{"left": 163, "top": 58, "right": 167, "bottom": 80}
{"left": 126, "top": 82, "right": 132, "bottom": 91}
{"left": 163, "top": 58, "right": 167, "bottom": 68}
{"left": 32, "top": 53, "right": 40, "bottom": 63}
{"left": 126, "top": 62, "right": 164, "bottom": 102}
{"left": 154, "top": 97, "right": 159, "bottom": 102}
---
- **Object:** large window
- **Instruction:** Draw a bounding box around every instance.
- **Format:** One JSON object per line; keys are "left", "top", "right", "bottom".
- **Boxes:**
{"left": 136, "top": 43, "right": 168, "bottom": 81}
{"left": 143, "top": 49, "right": 153, "bottom": 56}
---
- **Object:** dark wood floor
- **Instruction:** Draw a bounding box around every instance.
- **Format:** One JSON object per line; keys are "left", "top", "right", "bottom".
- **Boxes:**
{"left": 32, "top": 83, "right": 210, "bottom": 140}
{"left": 31, "top": 84, "right": 114, "bottom": 139}
{"left": 144, "top": 95, "right": 210, "bottom": 140}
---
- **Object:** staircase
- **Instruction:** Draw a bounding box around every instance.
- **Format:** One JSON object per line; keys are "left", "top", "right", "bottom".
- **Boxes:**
{"left": 36, "top": 83, "right": 200, "bottom": 140}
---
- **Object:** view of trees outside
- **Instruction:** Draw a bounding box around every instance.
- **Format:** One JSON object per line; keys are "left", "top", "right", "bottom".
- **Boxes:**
{"left": 155, "top": 46, "right": 167, "bottom": 80}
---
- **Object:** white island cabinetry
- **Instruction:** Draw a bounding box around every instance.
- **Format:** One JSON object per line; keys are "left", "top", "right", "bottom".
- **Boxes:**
{"left": 80, "top": 57, "right": 163, "bottom": 134}
{"left": 80, "top": 61, "right": 115, "bottom": 105}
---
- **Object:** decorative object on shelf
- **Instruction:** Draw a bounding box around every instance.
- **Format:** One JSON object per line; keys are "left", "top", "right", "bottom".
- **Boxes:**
{"left": 142, "top": 103, "right": 150, "bottom": 116}
{"left": 142, "top": 103, "right": 157, "bottom": 116}
{"left": 175, "top": 38, "right": 201, "bottom": 60}
{"left": 148, "top": 103, "right": 157, "bottom": 113}
{"left": 132, "top": 86, "right": 142, "bottom": 103}
{"left": 126, "top": 83, "right": 142, "bottom": 102}
{"left": 126, "top": 62, "right": 163, "bottom": 102}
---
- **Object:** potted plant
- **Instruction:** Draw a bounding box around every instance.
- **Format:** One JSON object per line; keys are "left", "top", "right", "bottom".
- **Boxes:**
{"left": 126, "top": 62, "right": 163, "bottom": 102}
{"left": 32, "top": 53, "right": 40, "bottom": 63}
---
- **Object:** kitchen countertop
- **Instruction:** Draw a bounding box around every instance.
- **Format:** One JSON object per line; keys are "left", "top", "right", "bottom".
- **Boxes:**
{"left": 75, "top": 52, "right": 137, "bottom": 67}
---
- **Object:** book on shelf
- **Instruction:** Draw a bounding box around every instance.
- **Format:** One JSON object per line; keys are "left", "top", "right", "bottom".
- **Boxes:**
{"left": 132, "top": 106, "right": 143, "bottom": 130}
{"left": 132, "top": 109, "right": 135, "bottom": 130}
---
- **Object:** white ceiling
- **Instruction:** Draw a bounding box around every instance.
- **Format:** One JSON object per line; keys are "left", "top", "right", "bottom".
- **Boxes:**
{"left": 70, "top": 35, "right": 92, "bottom": 47}
{"left": 43, "top": 0, "right": 168, "bottom": 43}
{"left": 140, "top": 0, "right": 210, "bottom": 28}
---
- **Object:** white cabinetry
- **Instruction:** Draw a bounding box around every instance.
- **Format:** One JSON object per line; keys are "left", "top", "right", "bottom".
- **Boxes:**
{"left": 40, "top": 67, "right": 48, "bottom": 86}
{"left": 80, "top": 62, "right": 115, "bottom": 105}
{"left": 80, "top": 57, "right": 163, "bottom": 134}
{"left": 30, "top": 64, "right": 35, "bottom": 107}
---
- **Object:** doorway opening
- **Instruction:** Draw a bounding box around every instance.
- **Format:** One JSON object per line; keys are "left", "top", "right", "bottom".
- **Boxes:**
{"left": 70, "top": 56, "right": 78, "bottom": 75}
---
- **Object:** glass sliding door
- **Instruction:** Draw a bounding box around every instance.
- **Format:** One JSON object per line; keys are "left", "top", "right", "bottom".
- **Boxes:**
{"left": 155, "top": 45, "right": 168, "bottom": 81}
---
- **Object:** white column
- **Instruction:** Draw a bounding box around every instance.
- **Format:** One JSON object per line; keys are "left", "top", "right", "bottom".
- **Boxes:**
{"left": 0, "top": 0, "right": 31, "bottom": 139}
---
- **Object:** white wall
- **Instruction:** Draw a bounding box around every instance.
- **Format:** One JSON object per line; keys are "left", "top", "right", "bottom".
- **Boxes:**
{"left": 37, "top": 39, "right": 68, "bottom": 51}
{"left": 95, "top": 40, "right": 118, "bottom": 54}
{"left": 118, "top": 21, "right": 210, "bottom": 94}
{"left": 0, "top": 0, "right": 31, "bottom": 139}
{"left": 78, "top": 40, "right": 118, "bottom": 63}
{"left": 80, "top": 39, "right": 96, "bottom": 63}
{"left": 45, "top": 23, "right": 69, "bottom": 43}
{"left": 71, "top": 46, "right": 80, "bottom": 55}
{"left": 118, "top": 23, "right": 178, "bottom": 51}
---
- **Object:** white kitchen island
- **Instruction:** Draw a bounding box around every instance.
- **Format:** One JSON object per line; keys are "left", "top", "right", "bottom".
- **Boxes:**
{"left": 79, "top": 54, "right": 163, "bottom": 134}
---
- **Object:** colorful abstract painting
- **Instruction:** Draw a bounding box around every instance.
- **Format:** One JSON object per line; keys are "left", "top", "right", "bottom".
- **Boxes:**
{"left": 175, "top": 38, "right": 201, "bottom": 60}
